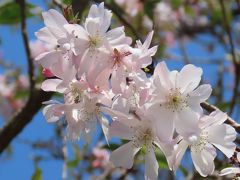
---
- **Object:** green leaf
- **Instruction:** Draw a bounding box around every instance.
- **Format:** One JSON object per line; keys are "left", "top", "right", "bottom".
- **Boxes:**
{"left": 171, "top": 0, "right": 182, "bottom": 9}
{"left": 179, "top": 165, "right": 188, "bottom": 176}
{"left": 63, "top": 0, "right": 72, "bottom": 5}
{"left": 217, "top": 102, "right": 230, "bottom": 111}
{"left": 67, "top": 159, "right": 79, "bottom": 168}
{"left": 31, "top": 167, "right": 42, "bottom": 180}
{"left": 103, "top": 143, "right": 120, "bottom": 151}
{"left": 14, "top": 89, "right": 29, "bottom": 99}
{"left": 144, "top": 0, "right": 161, "bottom": 20}
{"left": 155, "top": 149, "right": 168, "bottom": 169}
{"left": 0, "top": 1, "right": 35, "bottom": 24}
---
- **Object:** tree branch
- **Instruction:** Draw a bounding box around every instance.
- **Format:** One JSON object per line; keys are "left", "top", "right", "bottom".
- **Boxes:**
{"left": 201, "top": 102, "right": 240, "bottom": 133}
{"left": 0, "top": 89, "right": 53, "bottom": 154}
{"left": 0, "top": 0, "right": 54, "bottom": 155}
{"left": 18, "top": 0, "right": 35, "bottom": 94}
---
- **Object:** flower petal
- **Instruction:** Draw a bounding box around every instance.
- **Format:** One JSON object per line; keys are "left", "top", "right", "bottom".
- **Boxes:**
{"left": 207, "top": 124, "right": 236, "bottom": 158}
{"left": 35, "top": 27, "right": 57, "bottom": 45}
{"left": 153, "top": 61, "right": 173, "bottom": 90}
{"left": 175, "top": 107, "right": 200, "bottom": 137}
{"left": 42, "top": 9, "right": 68, "bottom": 39}
{"left": 191, "top": 143, "right": 216, "bottom": 177}
{"left": 145, "top": 147, "right": 158, "bottom": 180}
{"left": 43, "top": 103, "right": 64, "bottom": 123}
{"left": 170, "top": 140, "right": 188, "bottom": 171}
{"left": 110, "top": 141, "right": 140, "bottom": 169}
{"left": 41, "top": 79, "right": 62, "bottom": 92}
{"left": 187, "top": 84, "right": 212, "bottom": 113}
{"left": 109, "top": 121, "right": 134, "bottom": 140}
{"left": 199, "top": 110, "right": 227, "bottom": 129}
{"left": 177, "top": 64, "right": 202, "bottom": 93}
{"left": 220, "top": 167, "right": 240, "bottom": 176}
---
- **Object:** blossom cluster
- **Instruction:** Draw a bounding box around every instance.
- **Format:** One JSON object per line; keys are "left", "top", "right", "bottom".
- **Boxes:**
{"left": 0, "top": 74, "right": 28, "bottom": 121}
{"left": 35, "top": 3, "right": 237, "bottom": 179}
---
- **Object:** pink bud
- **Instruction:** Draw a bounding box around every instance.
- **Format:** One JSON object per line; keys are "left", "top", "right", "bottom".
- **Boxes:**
{"left": 42, "top": 68, "right": 54, "bottom": 78}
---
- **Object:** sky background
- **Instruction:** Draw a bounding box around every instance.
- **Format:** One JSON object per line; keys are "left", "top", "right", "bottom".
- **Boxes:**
{"left": 0, "top": 0, "right": 236, "bottom": 180}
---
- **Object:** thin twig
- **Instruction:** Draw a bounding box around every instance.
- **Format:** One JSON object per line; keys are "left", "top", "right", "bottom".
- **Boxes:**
{"left": 219, "top": 0, "right": 240, "bottom": 115}
{"left": 201, "top": 102, "right": 240, "bottom": 133}
{"left": 18, "top": 0, "right": 35, "bottom": 94}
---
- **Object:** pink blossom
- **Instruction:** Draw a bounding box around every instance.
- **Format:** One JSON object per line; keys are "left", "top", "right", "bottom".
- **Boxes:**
{"left": 92, "top": 147, "right": 110, "bottom": 168}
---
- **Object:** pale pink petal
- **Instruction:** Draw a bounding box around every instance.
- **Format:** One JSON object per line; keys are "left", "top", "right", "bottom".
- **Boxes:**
{"left": 87, "top": 2, "right": 112, "bottom": 34}
{"left": 220, "top": 167, "right": 240, "bottom": 176}
{"left": 99, "top": 115, "right": 110, "bottom": 144}
{"left": 110, "top": 141, "right": 140, "bottom": 169}
{"left": 43, "top": 103, "right": 64, "bottom": 123}
{"left": 87, "top": 51, "right": 110, "bottom": 87}
{"left": 199, "top": 110, "right": 227, "bottom": 129}
{"left": 35, "top": 50, "right": 61, "bottom": 69}
{"left": 106, "top": 27, "right": 132, "bottom": 46}
{"left": 142, "top": 31, "right": 154, "bottom": 49}
{"left": 41, "top": 79, "right": 62, "bottom": 92}
{"left": 100, "top": 107, "right": 139, "bottom": 127}
{"left": 109, "top": 121, "right": 134, "bottom": 140}
{"left": 207, "top": 124, "right": 236, "bottom": 158}
{"left": 177, "top": 64, "right": 202, "bottom": 93}
{"left": 64, "top": 24, "right": 89, "bottom": 56}
{"left": 147, "top": 106, "right": 175, "bottom": 142}
{"left": 78, "top": 49, "right": 98, "bottom": 76}
{"left": 187, "top": 84, "right": 212, "bottom": 113}
{"left": 85, "top": 18, "right": 101, "bottom": 37}
{"left": 93, "top": 68, "right": 111, "bottom": 91}
{"left": 42, "top": 9, "right": 68, "bottom": 39}
{"left": 191, "top": 143, "right": 216, "bottom": 177}
{"left": 170, "top": 140, "right": 188, "bottom": 171}
{"left": 111, "top": 65, "right": 127, "bottom": 94}
{"left": 175, "top": 107, "right": 200, "bottom": 137}
{"left": 153, "top": 61, "right": 173, "bottom": 90}
{"left": 145, "top": 147, "right": 158, "bottom": 180}
{"left": 112, "top": 95, "right": 131, "bottom": 115}
{"left": 35, "top": 27, "right": 57, "bottom": 45}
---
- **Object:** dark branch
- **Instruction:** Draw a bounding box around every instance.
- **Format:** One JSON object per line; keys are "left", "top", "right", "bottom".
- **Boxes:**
{"left": 0, "top": 89, "right": 53, "bottom": 154}
{"left": 0, "top": 0, "right": 54, "bottom": 155}
{"left": 18, "top": 0, "right": 35, "bottom": 94}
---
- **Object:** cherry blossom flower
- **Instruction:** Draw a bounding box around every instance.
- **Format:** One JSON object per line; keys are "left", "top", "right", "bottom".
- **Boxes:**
{"left": 146, "top": 61, "right": 212, "bottom": 137}
{"left": 64, "top": 3, "right": 132, "bottom": 78}
{"left": 43, "top": 91, "right": 111, "bottom": 142}
{"left": 35, "top": 9, "right": 79, "bottom": 73}
{"left": 170, "top": 110, "right": 236, "bottom": 177}
{"left": 35, "top": 3, "right": 238, "bottom": 179}
{"left": 109, "top": 119, "right": 172, "bottom": 180}
{"left": 100, "top": 93, "right": 174, "bottom": 180}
